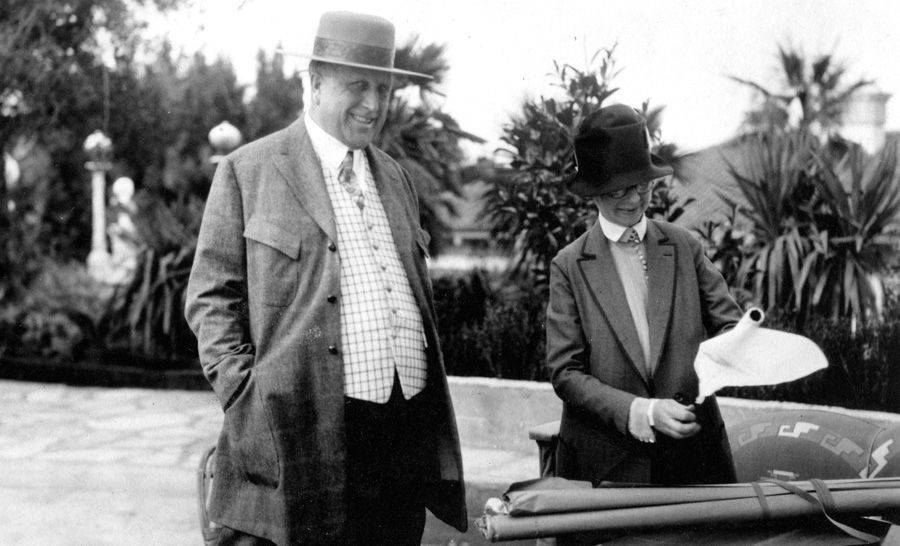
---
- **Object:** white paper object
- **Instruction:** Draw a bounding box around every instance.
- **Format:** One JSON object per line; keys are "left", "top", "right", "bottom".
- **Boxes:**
{"left": 694, "top": 308, "right": 827, "bottom": 403}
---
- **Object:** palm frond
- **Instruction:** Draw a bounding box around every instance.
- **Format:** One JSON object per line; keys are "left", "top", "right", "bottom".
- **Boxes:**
{"left": 727, "top": 75, "right": 792, "bottom": 103}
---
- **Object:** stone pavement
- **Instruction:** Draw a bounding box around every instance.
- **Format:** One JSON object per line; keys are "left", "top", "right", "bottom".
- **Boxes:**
{"left": 0, "top": 380, "right": 535, "bottom": 546}
{"left": 4, "top": 379, "right": 900, "bottom": 545}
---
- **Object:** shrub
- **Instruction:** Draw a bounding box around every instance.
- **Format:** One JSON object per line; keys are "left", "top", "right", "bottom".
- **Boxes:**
{"left": 700, "top": 133, "right": 900, "bottom": 327}
{"left": 488, "top": 46, "right": 691, "bottom": 286}
{"left": 98, "top": 190, "right": 200, "bottom": 362}
{"left": 806, "top": 144, "right": 900, "bottom": 322}
{"left": 0, "top": 261, "right": 108, "bottom": 361}
{"left": 720, "top": 311, "right": 900, "bottom": 413}
{"left": 486, "top": 49, "right": 616, "bottom": 286}
{"left": 434, "top": 270, "right": 547, "bottom": 380}
{"left": 476, "top": 292, "right": 547, "bottom": 380}
{"left": 0, "top": 305, "right": 87, "bottom": 361}
{"left": 432, "top": 270, "right": 898, "bottom": 413}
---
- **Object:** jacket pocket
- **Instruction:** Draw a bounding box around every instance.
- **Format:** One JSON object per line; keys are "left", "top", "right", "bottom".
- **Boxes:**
{"left": 244, "top": 216, "right": 301, "bottom": 307}
{"left": 223, "top": 372, "right": 280, "bottom": 488}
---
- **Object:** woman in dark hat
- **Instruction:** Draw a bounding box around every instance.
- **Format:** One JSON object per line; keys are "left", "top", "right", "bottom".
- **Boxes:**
{"left": 546, "top": 103, "right": 742, "bottom": 542}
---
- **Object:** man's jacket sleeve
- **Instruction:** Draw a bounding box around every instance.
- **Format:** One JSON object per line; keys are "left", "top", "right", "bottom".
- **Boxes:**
{"left": 185, "top": 157, "right": 256, "bottom": 409}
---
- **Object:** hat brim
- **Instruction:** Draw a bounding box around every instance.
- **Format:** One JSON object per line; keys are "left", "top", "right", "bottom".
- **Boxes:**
{"left": 566, "top": 153, "right": 673, "bottom": 198}
{"left": 278, "top": 49, "right": 433, "bottom": 80}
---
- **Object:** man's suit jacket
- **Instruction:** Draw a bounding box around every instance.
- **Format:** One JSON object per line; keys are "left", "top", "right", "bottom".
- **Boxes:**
{"left": 546, "top": 219, "right": 742, "bottom": 485}
{"left": 185, "top": 118, "right": 466, "bottom": 545}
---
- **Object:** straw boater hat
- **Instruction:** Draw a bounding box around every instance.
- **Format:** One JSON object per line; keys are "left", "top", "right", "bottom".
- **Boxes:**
{"left": 282, "top": 11, "right": 432, "bottom": 80}
{"left": 567, "top": 104, "right": 673, "bottom": 197}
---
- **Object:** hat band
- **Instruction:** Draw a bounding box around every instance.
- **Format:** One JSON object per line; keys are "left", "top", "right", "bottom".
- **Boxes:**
{"left": 313, "top": 37, "right": 394, "bottom": 69}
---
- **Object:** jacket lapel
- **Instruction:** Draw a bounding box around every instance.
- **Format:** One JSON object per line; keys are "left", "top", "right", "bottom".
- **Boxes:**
{"left": 367, "top": 148, "right": 412, "bottom": 257}
{"left": 272, "top": 118, "right": 337, "bottom": 242}
{"left": 576, "top": 222, "right": 650, "bottom": 385}
{"left": 367, "top": 149, "right": 425, "bottom": 306}
{"left": 645, "top": 220, "right": 675, "bottom": 375}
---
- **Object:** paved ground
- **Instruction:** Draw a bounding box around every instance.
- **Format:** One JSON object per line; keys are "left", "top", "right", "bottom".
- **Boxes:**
{"left": 0, "top": 380, "right": 535, "bottom": 546}
{"left": 4, "top": 380, "right": 898, "bottom": 545}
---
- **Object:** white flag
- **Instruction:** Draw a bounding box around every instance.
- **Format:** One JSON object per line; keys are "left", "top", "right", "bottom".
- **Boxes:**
{"left": 694, "top": 308, "right": 827, "bottom": 403}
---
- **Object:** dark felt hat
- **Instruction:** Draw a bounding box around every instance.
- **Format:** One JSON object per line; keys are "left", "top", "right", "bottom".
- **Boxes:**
{"left": 280, "top": 11, "right": 432, "bottom": 80}
{"left": 567, "top": 104, "right": 673, "bottom": 197}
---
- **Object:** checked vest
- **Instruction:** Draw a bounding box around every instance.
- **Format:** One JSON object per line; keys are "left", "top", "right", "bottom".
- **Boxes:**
{"left": 322, "top": 149, "right": 427, "bottom": 403}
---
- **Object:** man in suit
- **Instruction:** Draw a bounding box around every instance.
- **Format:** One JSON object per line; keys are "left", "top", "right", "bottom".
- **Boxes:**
{"left": 546, "top": 104, "right": 742, "bottom": 503}
{"left": 185, "top": 11, "right": 466, "bottom": 545}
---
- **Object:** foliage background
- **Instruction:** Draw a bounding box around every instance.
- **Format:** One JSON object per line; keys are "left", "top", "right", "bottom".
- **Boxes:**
{"left": 1, "top": 6, "right": 898, "bottom": 415}
{"left": 487, "top": 47, "right": 692, "bottom": 287}
{"left": 1, "top": 2, "right": 482, "bottom": 363}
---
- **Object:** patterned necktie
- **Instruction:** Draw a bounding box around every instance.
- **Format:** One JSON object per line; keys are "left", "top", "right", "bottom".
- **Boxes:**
{"left": 338, "top": 151, "right": 364, "bottom": 211}
{"left": 627, "top": 227, "right": 648, "bottom": 279}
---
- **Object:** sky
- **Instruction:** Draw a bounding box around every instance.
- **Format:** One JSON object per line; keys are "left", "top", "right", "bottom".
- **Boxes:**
{"left": 154, "top": 0, "right": 900, "bottom": 160}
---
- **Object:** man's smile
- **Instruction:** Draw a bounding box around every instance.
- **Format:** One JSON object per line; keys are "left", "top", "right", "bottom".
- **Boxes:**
{"left": 350, "top": 112, "right": 376, "bottom": 125}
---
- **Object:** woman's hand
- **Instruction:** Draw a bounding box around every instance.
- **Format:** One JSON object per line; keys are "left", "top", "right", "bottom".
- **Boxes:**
{"left": 651, "top": 399, "right": 701, "bottom": 439}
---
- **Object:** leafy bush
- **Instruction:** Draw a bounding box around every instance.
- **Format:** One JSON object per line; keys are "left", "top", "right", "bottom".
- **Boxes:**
{"left": 432, "top": 269, "right": 899, "bottom": 414}
{"left": 716, "top": 131, "right": 820, "bottom": 314}
{"left": 0, "top": 261, "right": 108, "bottom": 361}
{"left": 721, "top": 311, "right": 900, "bottom": 413}
{"left": 694, "top": 205, "right": 755, "bottom": 307}
{"left": 807, "top": 144, "right": 900, "bottom": 321}
{"left": 476, "top": 293, "right": 547, "bottom": 380}
{"left": 488, "top": 46, "right": 690, "bottom": 286}
{"left": 434, "top": 270, "right": 547, "bottom": 380}
{"left": 0, "top": 305, "right": 87, "bottom": 361}
{"left": 701, "top": 132, "right": 900, "bottom": 325}
{"left": 98, "top": 190, "right": 200, "bottom": 362}
{"left": 709, "top": 43, "right": 899, "bottom": 326}
{"left": 486, "top": 50, "right": 616, "bottom": 286}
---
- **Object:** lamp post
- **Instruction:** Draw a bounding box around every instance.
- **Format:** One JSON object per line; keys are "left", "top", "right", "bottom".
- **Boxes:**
{"left": 84, "top": 129, "right": 113, "bottom": 280}
{"left": 208, "top": 121, "right": 242, "bottom": 164}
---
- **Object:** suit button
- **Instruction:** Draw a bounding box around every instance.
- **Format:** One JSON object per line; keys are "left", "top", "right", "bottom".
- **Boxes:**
{"left": 328, "top": 345, "right": 338, "bottom": 355}
{"left": 327, "top": 294, "right": 337, "bottom": 304}
{"left": 328, "top": 242, "right": 336, "bottom": 252}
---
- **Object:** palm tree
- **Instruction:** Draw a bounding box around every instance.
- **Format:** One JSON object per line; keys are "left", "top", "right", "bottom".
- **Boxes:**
{"left": 724, "top": 131, "right": 820, "bottom": 315}
{"left": 376, "top": 36, "right": 485, "bottom": 252}
{"left": 723, "top": 131, "right": 900, "bottom": 328}
{"left": 730, "top": 45, "right": 872, "bottom": 137}
{"left": 805, "top": 144, "right": 900, "bottom": 325}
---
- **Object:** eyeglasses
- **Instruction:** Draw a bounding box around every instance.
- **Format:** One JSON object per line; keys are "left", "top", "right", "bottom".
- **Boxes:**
{"left": 602, "top": 179, "right": 658, "bottom": 199}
